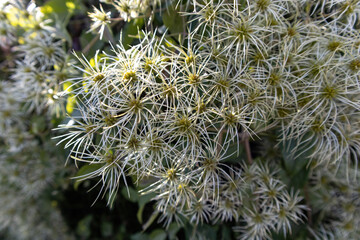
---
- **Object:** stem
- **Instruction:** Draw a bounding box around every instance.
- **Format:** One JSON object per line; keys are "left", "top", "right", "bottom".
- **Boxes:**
{"left": 303, "top": 184, "right": 313, "bottom": 226}
{"left": 191, "top": 224, "right": 198, "bottom": 239}
{"left": 82, "top": 21, "right": 119, "bottom": 54}
{"left": 243, "top": 133, "right": 253, "bottom": 164}
{"left": 82, "top": 35, "right": 100, "bottom": 55}
{"left": 216, "top": 128, "right": 225, "bottom": 154}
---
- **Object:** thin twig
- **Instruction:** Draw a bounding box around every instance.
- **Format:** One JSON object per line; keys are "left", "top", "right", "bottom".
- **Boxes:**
{"left": 82, "top": 35, "right": 100, "bottom": 55}
{"left": 82, "top": 21, "right": 119, "bottom": 54}
{"left": 303, "top": 184, "right": 313, "bottom": 226}
{"left": 216, "top": 128, "right": 225, "bottom": 154}
{"left": 243, "top": 133, "right": 253, "bottom": 164}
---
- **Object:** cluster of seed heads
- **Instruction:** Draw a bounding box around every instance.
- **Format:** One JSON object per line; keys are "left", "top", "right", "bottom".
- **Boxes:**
{"left": 0, "top": 1, "right": 74, "bottom": 239}
{"left": 308, "top": 162, "right": 360, "bottom": 239}
{"left": 58, "top": 0, "right": 360, "bottom": 238}
{"left": 89, "top": 0, "right": 170, "bottom": 39}
{"left": 0, "top": 0, "right": 358, "bottom": 239}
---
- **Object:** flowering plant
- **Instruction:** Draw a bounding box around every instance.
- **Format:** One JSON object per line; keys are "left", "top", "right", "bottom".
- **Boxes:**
{"left": 1, "top": 0, "right": 360, "bottom": 239}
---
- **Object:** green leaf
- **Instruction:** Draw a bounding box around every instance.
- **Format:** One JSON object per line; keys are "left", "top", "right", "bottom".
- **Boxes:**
{"left": 199, "top": 224, "right": 219, "bottom": 240}
{"left": 121, "top": 186, "right": 139, "bottom": 203}
{"left": 40, "top": 0, "right": 76, "bottom": 22}
{"left": 280, "top": 138, "right": 313, "bottom": 176}
{"left": 80, "top": 31, "right": 105, "bottom": 57}
{"left": 41, "top": 0, "right": 68, "bottom": 16}
{"left": 40, "top": 0, "right": 77, "bottom": 43}
{"left": 74, "top": 163, "right": 104, "bottom": 190}
{"left": 184, "top": 224, "right": 219, "bottom": 240}
{"left": 31, "top": 116, "right": 46, "bottom": 134}
{"left": 137, "top": 192, "right": 156, "bottom": 224}
{"left": 76, "top": 215, "right": 93, "bottom": 238}
{"left": 289, "top": 167, "right": 310, "bottom": 190}
{"left": 221, "top": 225, "right": 232, "bottom": 240}
{"left": 101, "top": 221, "right": 113, "bottom": 237}
{"left": 131, "top": 233, "right": 149, "bottom": 240}
{"left": 149, "top": 229, "right": 167, "bottom": 240}
{"left": 163, "top": 5, "right": 185, "bottom": 34}
{"left": 167, "top": 223, "right": 181, "bottom": 240}
{"left": 223, "top": 143, "right": 245, "bottom": 164}
{"left": 142, "top": 211, "right": 159, "bottom": 231}
{"left": 121, "top": 18, "right": 145, "bottom": 49}
{"left": 137, "top": 203, "right": 145, "bottom": 224}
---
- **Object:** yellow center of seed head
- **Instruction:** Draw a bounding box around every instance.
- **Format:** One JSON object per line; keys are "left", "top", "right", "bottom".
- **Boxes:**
{"left": 267, "top": 189, "right": 277, "bottom": 198}
{"left": 327, "top": 41, "right": 341, "bottom": 51}
{"left": 185, "top": 54, "right": 195, "bottom": 65}
{"left": 311, "top": 120, "right": 325, "bottom": 133}
{"left": 2, "top": 110, "right": 11, "bottom": 118}
{"left": 162, "top": 85, "right": 176, "bottom": 98}
{"left": 166, "top": 168, "right": 176, "bottom": 181}
{"left": 224, "top": 112, "right": 237, "bottom": 126}
{"left": 344, "top": 221, "right": 354, "bottom": 230}
{"left": 248, "top": 90, "right": 262, "bottom": 105}
{"left": 287, "top": 27, "right": 297, "bottom": 37}
{"left": 234, "top": 22, "right": 253, "bottom": 41}
{"left": 268, "top": 72, "right": 281, "bottom": 86}
{"left": 144, "top": 58, "right": 155, "bottom": 72}
{"left": 23, "top": 67, "right": 32, "bottom": 73}
{"left": 127, "top": 136, "right": 141, "bottom": 151}
{"left": 349, "top": 59, "right": 360, "bottom": 71}
{"left": 216, "top": 78, "right": 230, "bottom": 92}
{"left": 256, "top": 0, "right": 270, "bottom": 11}
{"left": 224, "top": 199, "right": 233, "bottom": 209}
{"left": 253, "top": 51, "right": 266, "bottom": 63}
{"left": 197, "top": 102, "right": 207, "bottom": 113}
{"left": 177, "top": 184, "right": 185, "bottom": 191}
{"left": 104, "top": 115, "right": 117, "bottom": 126}
{"left": 105, "top": 153, "right": 116, "bottom": 164}
{"left": 279, "top": 207, "right": 287, "bottom": 218}
{"left": 203, "top": 158, "right": 217, "bottom": 172}
{"left": 128, "top": 98, "right": 143, "bottom": 113}
{"left": 341, "top": 2, "right": 355, "bottom": 15}
{"left": 98, "top": 12, "right": 108, "bottom": 22}
{"left": 277, "top": 107, "right": 290, "bottom": 118}
{"left": 44, "top": 47, "right": 55, "bottom": 57}
{"left": 322, "top": 85, "right": 338, "bottom": 99}
{"left": 188, "top": 73, "right": 200, "bottom": 84}
{"left": 93, "top": 73, "right": 105, "bottom": 82}
{"left": 203, "top": 5, "right": 215, "bottom": 21}
{"left": 148, "top": 137, "right": 162, "bottom": 152}
{"left": 176, "top": 117, "right": 192, "bottom": 133}
{"left": 123, "top": 71, "right": 137, "bottom": 83}
{"left": 194, "top": 201, "right": 204, "bottom": 211}
{"left": 254, "top": 213, "right": 263, "bottom": 223}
